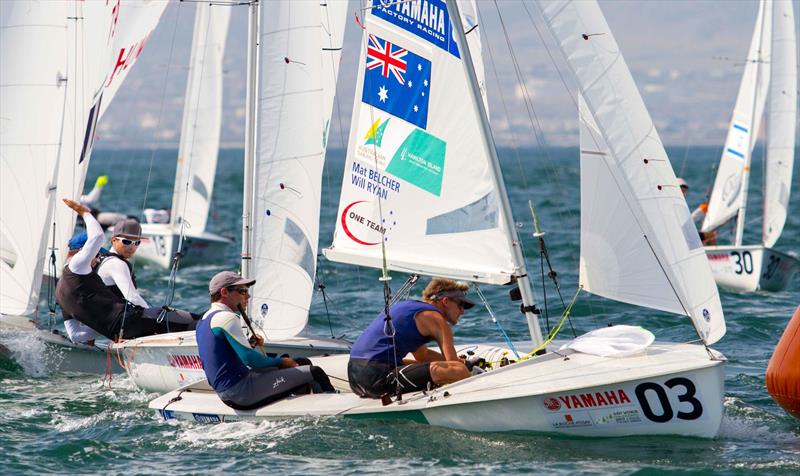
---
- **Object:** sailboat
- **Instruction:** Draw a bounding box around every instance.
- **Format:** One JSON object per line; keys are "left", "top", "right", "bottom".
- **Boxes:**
{"left": 701, "top": 0, "right": 798, "bottom": 292}
{"left": 133, "top": 2, "right": 233, "bottom": 269}
{"left": 149, "top": 0, "right": 728, "bottom": 438}
{"left": 0, "top": 0, "right": 167, "bottom": 372}
{"left": 116, "top": 0, "right": 353, "bottom": 393}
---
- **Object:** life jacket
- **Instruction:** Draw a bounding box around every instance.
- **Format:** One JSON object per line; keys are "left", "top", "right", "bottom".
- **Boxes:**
{"left": 55, "top": 265, "right": 141, "bottom": 340}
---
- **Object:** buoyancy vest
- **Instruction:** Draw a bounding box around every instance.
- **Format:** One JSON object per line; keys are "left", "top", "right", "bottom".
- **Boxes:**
{"left": 55, "top": 265, "right": 141, "bottom": 340}
{"left": 196, "top": 310, "right": 249, "bottom": 393}
{"left": 95, "top": 252, "right": 137, "bottom": 301}
{"left": 350, "top": 300, "right": 438, "bottom": 364}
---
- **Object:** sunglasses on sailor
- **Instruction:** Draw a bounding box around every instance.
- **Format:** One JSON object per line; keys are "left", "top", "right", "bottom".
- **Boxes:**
{"left": 227, "top": 287, "right": 250, "bottom": 295}
{"left": 115, "top": 237, "right": 141, "bottom": 246}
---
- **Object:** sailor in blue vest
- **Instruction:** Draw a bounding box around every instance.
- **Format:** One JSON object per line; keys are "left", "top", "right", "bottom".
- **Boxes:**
{"left": 196, "top": 271, "right": 334, "bottom": 410}
{"left": 348, "top": 277, "right": 473, "bottom": 398}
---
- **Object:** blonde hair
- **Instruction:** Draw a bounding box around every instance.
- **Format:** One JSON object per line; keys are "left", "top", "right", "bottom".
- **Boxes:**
{"left": 422, "top": 277, "right": 468, "bottom": 302}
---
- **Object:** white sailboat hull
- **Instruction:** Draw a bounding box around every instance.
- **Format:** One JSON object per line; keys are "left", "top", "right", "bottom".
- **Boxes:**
{"left": 133, "top": 223, "right": 232, "bottom": 269}
{"left": 116, "top": 331, "right": 351, "bottom": 393}
{"left": 0, "top": 314, "right": 123, "bottom": 374}
{"left": 150, "top": 342, "right": 726, "bottom": 438}
{"left": 705, "top": 245, "right": 800, "bottom": 292}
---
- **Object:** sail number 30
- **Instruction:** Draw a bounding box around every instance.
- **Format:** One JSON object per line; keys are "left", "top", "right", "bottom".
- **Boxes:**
{"left": 634, "top": 377, "right": 703, "bottom": 423}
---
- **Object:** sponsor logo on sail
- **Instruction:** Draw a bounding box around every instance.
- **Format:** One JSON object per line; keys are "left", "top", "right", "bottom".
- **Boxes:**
{"left": 341, "top": 201, "right": 393, "bottom": 246}
{"left": 386, "top": 129, "right": 446, "bottom": 196}
{"left": 702, "top": 308, "right": 711, "bottom": 322}
{"left": 364, "top": 118, "right": 390, "bottom": 147}
{"left": 261, "top": 303, "right": 269, "bottom": 318}
{"left": 371, "top": 0, "right": 461, "bottom": 58}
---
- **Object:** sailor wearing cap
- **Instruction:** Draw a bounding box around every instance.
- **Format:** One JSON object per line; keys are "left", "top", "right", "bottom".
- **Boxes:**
{"left": 196, "top": 271, "right": 335, "bottom": 409}
{"left": 56, "top": 199, "right": 194, "bottom": 342}
{"left": 348, "top": 277, "right": 473, "bottom": 399}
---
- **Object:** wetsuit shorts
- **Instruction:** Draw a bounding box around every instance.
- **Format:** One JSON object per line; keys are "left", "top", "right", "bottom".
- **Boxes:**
{"left": 218, "top": 366, "right": 314, "bottom": 410}
{"left": 347, "top": 358, "right": 433, "bottom": 398}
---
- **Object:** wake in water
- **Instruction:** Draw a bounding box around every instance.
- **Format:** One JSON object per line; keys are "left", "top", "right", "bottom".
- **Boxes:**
{"left": 0, "top": 329, "right": 63, "bottom": 377}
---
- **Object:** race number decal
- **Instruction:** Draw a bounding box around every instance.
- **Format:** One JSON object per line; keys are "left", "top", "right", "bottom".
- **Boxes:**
{"left": 634, "top": 377, "right": 703, "bottom": 423}
{"left": 730, "top": 250, "right": 753, "bottom": 275}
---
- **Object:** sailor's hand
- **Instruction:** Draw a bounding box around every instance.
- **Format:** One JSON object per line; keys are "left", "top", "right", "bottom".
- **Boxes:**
{"left": 248, "top": 333, "right": 264, "bottom": 347}
{"left": 95, "top": 175, "right": 109, "bottom": 188}
{"left": 62, "top": 198, "right": 91, "bottom": 216}
{"left": 279, "top": 357, "right": 298, "bottom": 368}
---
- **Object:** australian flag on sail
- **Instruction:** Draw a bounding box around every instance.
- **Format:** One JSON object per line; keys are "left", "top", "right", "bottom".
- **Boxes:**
{"left": 361, "top": 34, "right": 432, "bottom": 130}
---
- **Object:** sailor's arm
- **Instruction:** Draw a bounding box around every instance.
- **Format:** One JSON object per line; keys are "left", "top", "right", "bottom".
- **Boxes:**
{"left": 213, "top": 314, "right": 283, "bottom": 368}
{"left": 63, "top": 198, "right": 103, "bottom": 275}
{"left": 99, "top": 259, "right": 150, "bottom": 307}
{"left": 415, "top": 311, "right": 460, "bottom": 361}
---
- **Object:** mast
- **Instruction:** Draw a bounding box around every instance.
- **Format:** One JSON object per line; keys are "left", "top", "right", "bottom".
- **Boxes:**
{"left": 735, "top": 0, "right": 768, "bottom": 246}
{"left": 241, "top": 0, "right": 259, "bottom": 279}
{"left": 444, "top": 0, "right": 543, "bottom": 346}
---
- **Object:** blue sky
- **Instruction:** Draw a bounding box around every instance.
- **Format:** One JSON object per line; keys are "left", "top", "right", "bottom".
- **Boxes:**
{"left": 97, "top": 0, "right": 799, "bottom": 149}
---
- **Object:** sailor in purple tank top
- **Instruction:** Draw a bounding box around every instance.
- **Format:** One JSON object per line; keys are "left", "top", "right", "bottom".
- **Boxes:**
{"left": 348, "top": 277, "right": 476, "bottom": 398}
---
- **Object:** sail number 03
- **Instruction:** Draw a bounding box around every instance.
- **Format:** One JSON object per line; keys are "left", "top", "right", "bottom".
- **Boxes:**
{"left": 730, "top": 250, "right": 753, "bottom": 275}
{"left": 634, "top": 377, "right": 703, "bottom": 423}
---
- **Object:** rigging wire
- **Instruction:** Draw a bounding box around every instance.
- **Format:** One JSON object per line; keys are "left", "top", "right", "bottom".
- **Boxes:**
{"left": 471, "top": 283, "right": 520, "bottom": 359}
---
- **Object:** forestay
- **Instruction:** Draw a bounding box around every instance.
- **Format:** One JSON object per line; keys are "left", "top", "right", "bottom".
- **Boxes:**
{"left": 324, "top": 0, "right": 515, "bottom": 285}
{"left": 762, "top": 0, "right": 796, "bottom": 248}
{"left": 49, "top": 0, "right": 168, "bottom": 276}
{"left": 0, "top": 2, "right": 69, "bottom": 316}
{"left": 250, "top": 2, "right": 344, "bottom": 339}
{"left": 702, "top": 1, "right": 772, "bottom": 233}
{"left": 171, "top": 3, "right": 231, "bottom": 235}
{"left": 541, "top": 0, "right": 725, "bottom": 344}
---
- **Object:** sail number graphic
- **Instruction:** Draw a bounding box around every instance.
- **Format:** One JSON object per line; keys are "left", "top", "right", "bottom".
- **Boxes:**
{"left": 634, "top": 378, "right": 703, "bottom": 423}
{"left": 730, "top": 250, "right": 753, "bottom": 275}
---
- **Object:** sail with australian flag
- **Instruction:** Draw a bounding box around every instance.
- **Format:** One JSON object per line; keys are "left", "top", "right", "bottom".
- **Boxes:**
{"left": 324, "top": 0, "right": 516, "bottom": 284}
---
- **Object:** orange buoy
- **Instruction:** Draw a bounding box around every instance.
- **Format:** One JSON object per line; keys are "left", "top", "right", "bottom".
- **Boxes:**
{"left": 766, "top": 306, "right": 800, "bottom": 419}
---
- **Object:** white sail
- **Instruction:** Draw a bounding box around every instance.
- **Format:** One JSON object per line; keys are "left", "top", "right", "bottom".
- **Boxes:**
{"left": 538, "top": 0, "right": 725, "bottom": 344}
{"left": 324, "top": 0, "right": 516, "bottom": 285}
{"left": 170, "top": 3, "right": 231, "bottom": 235}
{"left": 49, "top": 0, "right": 168, "bottom": 276}
{"left": 702, "top": 0, "right": 773, "bottom": 233}
{"left": 320, "top": 0, "right": 348, "bottom": 149}
{"left": 250, "top": 2, "right": 326, "bottom": 339}
{"left": 0, "top": 1, "right": 70, "bottom": 317}
{"left": 762, "top": 0, "right": 796, "bottom": 247}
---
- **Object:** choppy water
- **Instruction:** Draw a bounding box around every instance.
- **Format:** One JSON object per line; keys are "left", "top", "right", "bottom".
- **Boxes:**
{"left": 1, "top": 146, "right": 799, "bottom": 475}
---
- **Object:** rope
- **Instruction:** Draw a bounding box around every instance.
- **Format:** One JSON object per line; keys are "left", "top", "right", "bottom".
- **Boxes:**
{"left": 470, "top": 283, "right": 519, "bottom": 359}
{"left": 519, "top": 287, "right": 582, "bottom": 361}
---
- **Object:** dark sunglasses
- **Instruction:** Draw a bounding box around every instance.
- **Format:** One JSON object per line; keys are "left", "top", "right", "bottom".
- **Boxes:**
{"left": 228, "top": 287, "right": 250, "bottom": 295}
{"left": 116, "top": 237, "right": 141, "bottom": 246}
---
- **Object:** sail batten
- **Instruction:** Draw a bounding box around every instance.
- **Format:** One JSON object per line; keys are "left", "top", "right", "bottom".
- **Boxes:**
{"left": 538, "top": 0, "right": 725, "bottom": 344}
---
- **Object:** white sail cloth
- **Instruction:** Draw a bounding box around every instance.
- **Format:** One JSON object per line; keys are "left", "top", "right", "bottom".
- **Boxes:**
{"left": 324, "top": 0, "right": 515, "bottom": 284}
{"left": 559, "top": 325, "right": 655, "bottom": 358}
{"left": 170, "top": 3, "right": 231, "bottom": 235}
{"left": 537, "top": 0, "right": 725, "bottom": 345}
{"left": 763, "top": 0, "right": 796, "bottom": 247}
{"left": 702, "top": 1, "right": 772, "bottom": 233}
{"left": 0, "top": 2, "right": 70, "bottom": 316}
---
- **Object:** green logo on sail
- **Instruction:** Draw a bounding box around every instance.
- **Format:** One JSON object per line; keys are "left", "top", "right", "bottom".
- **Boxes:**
{"left": 364, "top": 118, "right": 390, "bottom": 146}
{"left": 386, "top": 129, "right": 446, "bottom": 196}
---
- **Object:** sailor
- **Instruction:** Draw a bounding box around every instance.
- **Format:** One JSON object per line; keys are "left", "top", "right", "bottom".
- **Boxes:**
{"left": 56, "top": 198, "right": 193, "bottom": 341}
{"left": 96, "top": 217, "right": 197, "bottom": 325}
{"left": 677, "top": 177, "right": 717, "bottom": 245}
{"left": 196, "top": 271, "right": 334, "bottom": 410}
{"left": 348, "top": 277, "right": 472, "bottom": 399}
{"left": 61, "top": 232, "right": 105, "bottom": 345}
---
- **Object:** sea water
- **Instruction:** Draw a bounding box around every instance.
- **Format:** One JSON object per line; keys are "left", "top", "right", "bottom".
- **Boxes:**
{"left": 1, "top": 147, "right": 798, "bottom": 475}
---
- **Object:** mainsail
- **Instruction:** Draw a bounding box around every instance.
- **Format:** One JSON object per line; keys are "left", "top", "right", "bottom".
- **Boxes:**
{"left": 324, "top": 0, "right": 516, "bottom": 285}
{"left": 762, "top": 0, "right": 796, "bottom": 247}
{"left": 538, "top": 0, "right": 725, "bottom": 344}
{"left": 249, "top": 1, "right": 346, "bottom": 339}
{"left": 170, "top": 3, "right": 231, "bottom": 235}
{"left": 0, "top": 1, "right": 69, "bottom": 317}
{"left": 49, "top": 0, "right": 168, "bottom": 277}
{"left": 702, "top": 0, "right": 772, "bottom": 234}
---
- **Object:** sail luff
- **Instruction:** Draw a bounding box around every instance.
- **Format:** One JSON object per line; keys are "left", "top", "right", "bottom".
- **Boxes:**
{"left": 762, "top": 0, "right": 796, "bottom": 247}
{"left": 537, "top": 0, "right": 725, "bottom": 344}
{"left": 170, "top": 3, "right": 231, "bottom": 235}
